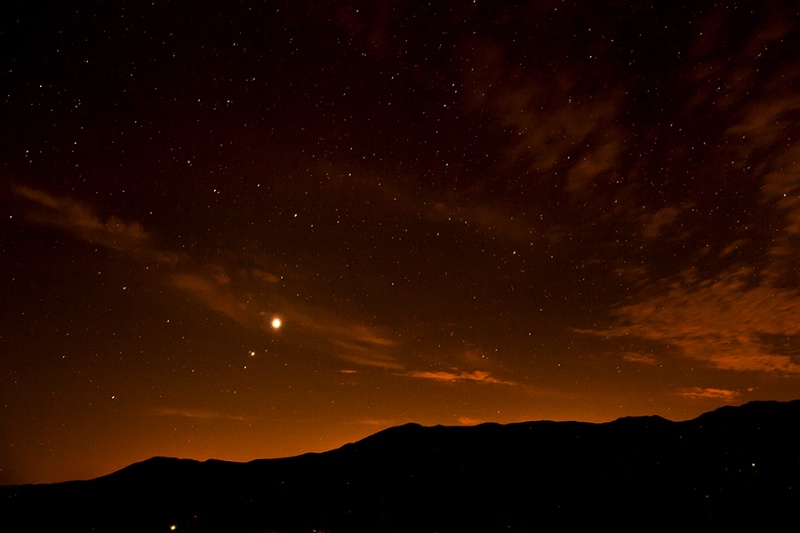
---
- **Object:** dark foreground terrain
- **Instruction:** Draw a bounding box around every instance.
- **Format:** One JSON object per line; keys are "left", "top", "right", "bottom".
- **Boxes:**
{"left": 3, "top": 400, "right": 800, "bottom": 532}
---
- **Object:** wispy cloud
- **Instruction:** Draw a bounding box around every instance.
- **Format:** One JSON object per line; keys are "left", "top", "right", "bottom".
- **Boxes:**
{"left": 170, "top": 273, "right": 258, "bottom": 328}
{"left": 594, "top": 15, "right": 799, "bottom": 377}
{"left": 461, "top": 33, "right": 626, "bottom": 197}
{"left": 726, "top": 95, "right": 800, "bottom": 154}
{"left": 13, "top": 184, "right": 179, "bottom": 265}
{"left": 641, "top": 207, "right": 681, "bottom": 240}
{"left": 12, "top": 185, "right": 402, "bottom": 371}
{"left": 250, "top": 268, "right": 281, "bottom": 284}
{"left": 678, "top": 388, "right": 739, "bottom": 401}
{"left": 686, "top": 10, "right": 794, "bottom": 114}
{"left": 281, "top": 304, "right": 402, "bottom": 370}
{"left": 169, "top": 266, "right": 402, "bottom": 370}
{"left": 494, "top": 84, "right": 621, "bottom": 177}
{"left": 566, "top": 137, "right": 620, "bottom": 194}
{"left": 622, "top": 352, "right": 659, "bottom": 366}
{"left": 337, "top": 351, "right": 404, "bottom": 370}
{"left": 358, "top": 419, "right": 401, "bottom": 427}
{"left": 403, "top": 368, "right": 515, "bottom": 385}
{"left": 761, "top": 145, "right": 800, "bottom": 287}
{"left": 151, "top": 407, "right": 248, "bottom": 421}
{"left": 430, "top": 198, "right": 537, "bottom": 242}
{"left": 580, "top": 266, "right": 800, "bottom": 374}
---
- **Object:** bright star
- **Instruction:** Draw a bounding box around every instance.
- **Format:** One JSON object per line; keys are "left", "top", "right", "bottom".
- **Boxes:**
{"left": 271, "top": 317, "right": 282, "bottom": 329}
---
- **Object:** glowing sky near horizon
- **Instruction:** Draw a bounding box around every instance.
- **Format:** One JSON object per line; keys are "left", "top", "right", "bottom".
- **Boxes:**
{"left": 2, "top": 0, "right": 800, "bottom": 485}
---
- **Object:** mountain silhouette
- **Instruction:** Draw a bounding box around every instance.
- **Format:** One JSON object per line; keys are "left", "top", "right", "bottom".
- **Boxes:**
{"left": 2, "top": 400, "right": 799, "bottom": 532}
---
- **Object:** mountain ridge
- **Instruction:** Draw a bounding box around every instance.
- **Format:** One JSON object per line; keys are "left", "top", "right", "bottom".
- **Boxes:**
{"left": 3, "top": 399, "right": 800, "bottom": 532}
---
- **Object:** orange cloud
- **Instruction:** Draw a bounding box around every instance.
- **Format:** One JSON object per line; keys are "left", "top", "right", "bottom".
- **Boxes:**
{"left": 13, "top": 186, "right": 404, "bottom": 371}
{"left": 461, "top": 34, "right": 625, "bottom": 193}
{"left": 678, "top": 388, "right": 739, "bottom": 401}
{"left": 761, "top": 147, "right": 800, "bottom": 288}
{"left": 430, "top": 197, "right": 537, "bottom": 243}
{"left": 170, "top": 269, "right": 404, "bottom": 370}
{"left": 171, "top": 273, "right": 256, "bottom": 327}
{"left": 13, "top": 184, "right": 179, "bottom": 264}
{"left": 622, "top": 352, "right": 659, "bottom": 366}
{"left": 495, "top": 85, "right": 620, "bottom": 175}
{"left": 15, "top": 185, "right": 148, "bottom": 245}
{"left": 566, "top": 138, "right": 620, "bottom": 193}
{"left": 336, "top": 351, "right": 404, "bottom": 371}
{"left": 641, "top": 207, "right": 680, "bottom": 239}
{"left": 686, "top": 10, "right": 794, "bottom": 114}
{"left": 279, "top": 304, "right": 401, "bottom": 369}
{"left": 358, "top": 419, "right": 400, "bottom": 427}
{"left": 250, "top": 268, "right": 281, "bottom": 284}
{"left": 151, "top": 407, "right": 248, "bottom": 421}
{"left": 726, "top": 95, "right": 800, "bottom": 157}
{"left": 580, "top": 267, "right": 800, "bottom": 374}
{"left": 403, "top": 368, "right": 515, "bottom": 385}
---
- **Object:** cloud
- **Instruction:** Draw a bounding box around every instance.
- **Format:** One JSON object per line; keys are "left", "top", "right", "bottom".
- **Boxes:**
{"left": 761, "top": 146, "right": 800, "bottom": 282}
{"left": 641, "top": 207, "right": 680, "bottom": 239}
{"left": 250, "top": 268, "right": 281, "bottom": 284}
{"left": 171, "top": 268, "right": 404, "bottom": 370}
{"left": 171, "top": 273, "right": 257, "bottom": 327}
{"left": 151, "top": 407, "right": 248, "bottom": 421}
{"left": 280, "top": 304, "right": 402, "bottom": 369}
{"left": 678, "top": 388, "right": 739, "bottom": 401}
{"left": 403, "top": 368, "right": 515, "bottom": 385}
{"left": 169, "top": 268, "right": 405, "bottom": 370}
{"left": 461, "top": 32, "right": 626, "bottom": 192}
{"left": 358, "top": 419, "right": 399, "bottom": 427}
{"left": 686, "top": 10, "right": 795, "bottom": 114}
{"left": 431, "top": 198, "right": 537, "bottom": 242}
{"left": 566, "top": 138, "right": 620, "bottom": 193}
{"left": 12, "top": 185, "right": 404, "bottom": 371}
{"left": 336, "top": 351, "right": 404, "bottom": 371}
{"left": 15, "top": 185, "right": 148, "bottom": 246}
{"left": 579, "top": 266, "right": 800, "bottom": 374}
{"left": 622, "top": 352, "right": 659, "bottom": 366}
{"left": 718, "top": 18, "right": 800, "bottom": 155}
{"left": 726, "top": 94, "right": 800, "bottom": 136}
{"left": 491, "top": 82, "right": 621, "bottom": 177}
{"left": 171, "top": 265, "right": 403, "bottom": 371}
{"left": 13, "top": 184, "right": 180, "bottom": 264}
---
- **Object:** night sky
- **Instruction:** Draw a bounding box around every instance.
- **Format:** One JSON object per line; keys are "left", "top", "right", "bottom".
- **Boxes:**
{"left": 3, "top": 0, "right": 800, "bottom": 486}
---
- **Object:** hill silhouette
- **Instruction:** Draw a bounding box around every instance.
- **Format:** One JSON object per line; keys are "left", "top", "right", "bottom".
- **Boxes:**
{"left": 2, "top": 400, "right": 799, "bottom": 532}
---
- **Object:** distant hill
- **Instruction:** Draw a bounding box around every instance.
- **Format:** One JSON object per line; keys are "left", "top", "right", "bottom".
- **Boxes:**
{"left": 3, "top": 400, "right": 799, "bottom": 532}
